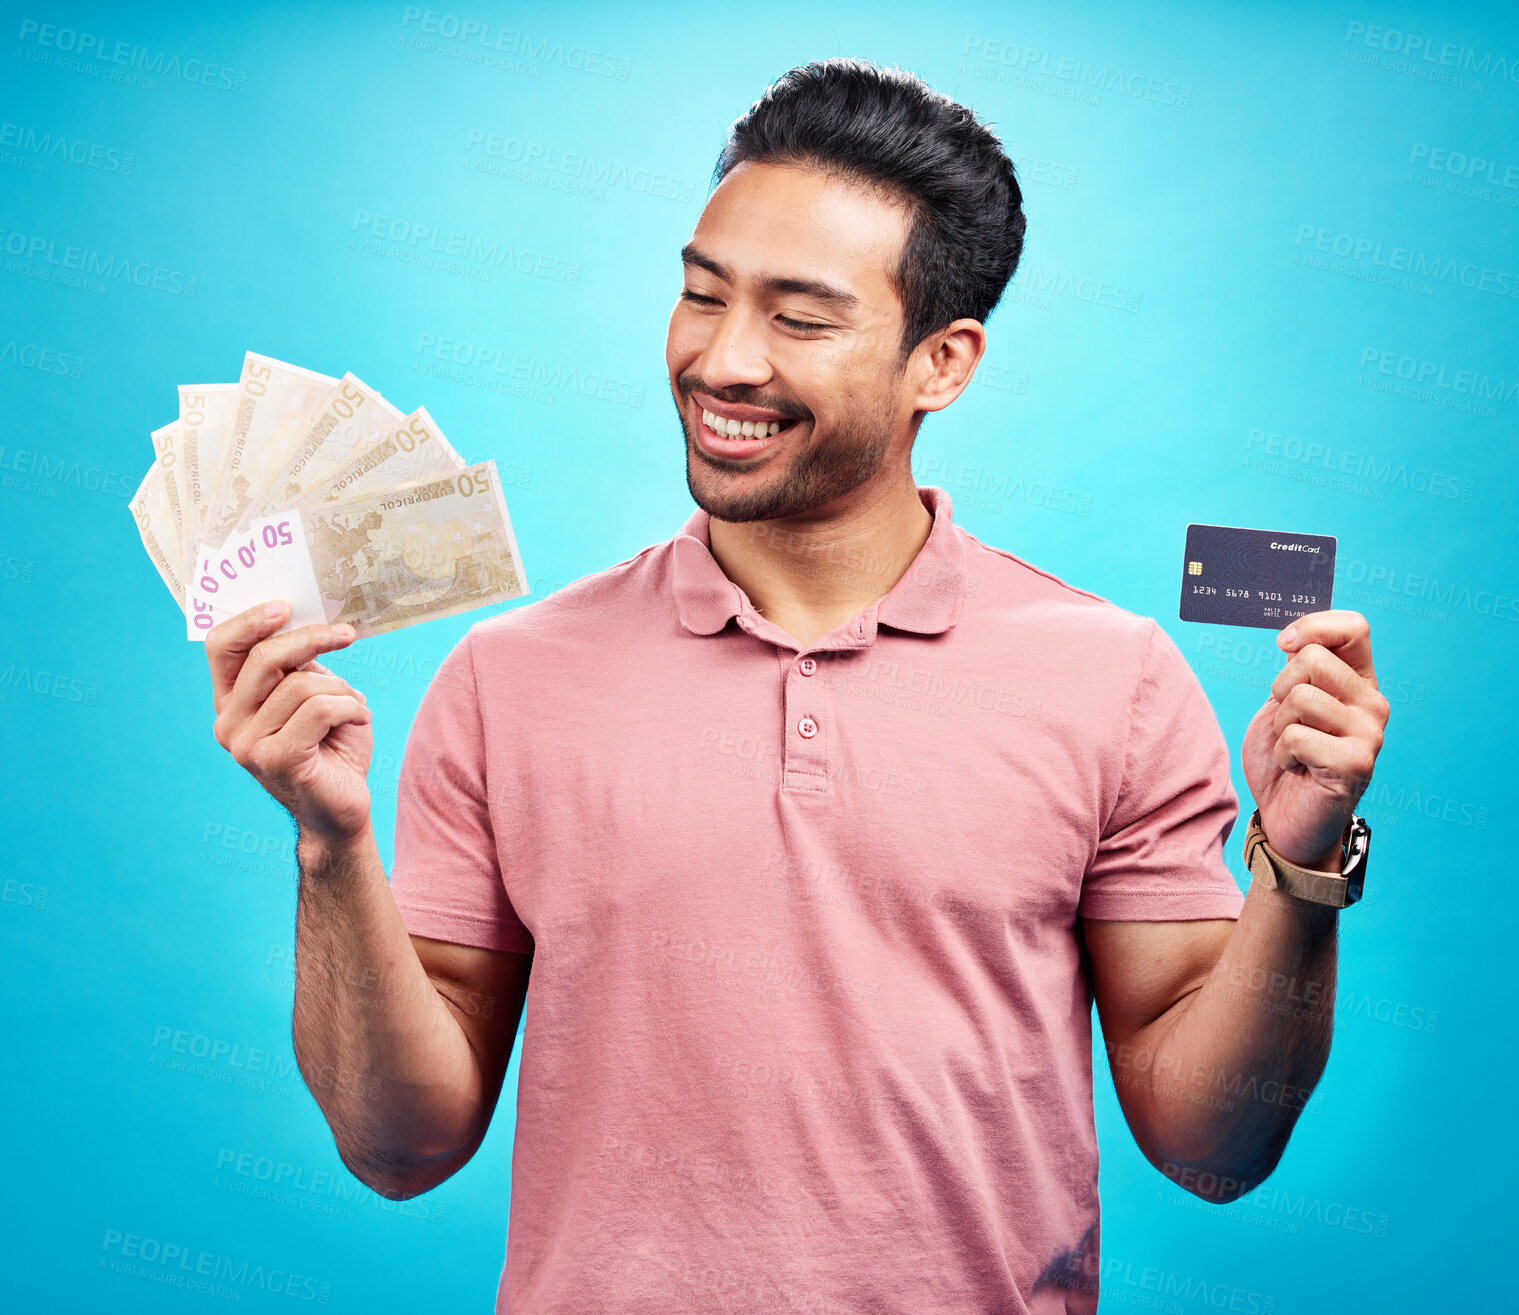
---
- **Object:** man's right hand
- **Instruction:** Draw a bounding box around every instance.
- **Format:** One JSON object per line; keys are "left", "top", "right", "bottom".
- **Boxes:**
{"left": 207, "top": 601, "right": 374, "bottom": 846}
{"left": 207, "top": 601, "right": 526, "bottom": 1200}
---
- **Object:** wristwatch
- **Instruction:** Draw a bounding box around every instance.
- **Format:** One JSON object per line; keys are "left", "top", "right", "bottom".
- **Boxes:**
{"left": 1243, "top": 808, "right": 1371, "bottom": 909}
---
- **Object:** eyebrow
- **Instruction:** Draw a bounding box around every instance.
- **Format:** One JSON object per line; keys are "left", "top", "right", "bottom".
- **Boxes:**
{"left": 681, "top": 244, "right": 860, "bottom": 310}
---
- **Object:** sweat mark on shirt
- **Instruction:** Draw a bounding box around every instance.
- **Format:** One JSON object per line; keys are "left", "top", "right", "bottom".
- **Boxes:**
{"left": 1031, "top": 1218, "right": 1100, "bottom": 1305}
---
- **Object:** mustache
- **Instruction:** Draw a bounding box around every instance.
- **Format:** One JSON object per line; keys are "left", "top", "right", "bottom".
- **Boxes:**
{"left": 676, "top": 372, "right": 812, "bottom": 423}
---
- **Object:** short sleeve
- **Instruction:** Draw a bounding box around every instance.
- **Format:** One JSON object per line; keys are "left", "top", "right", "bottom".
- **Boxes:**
{"left": 1078, "top": 620, "right": 1246, "bottom": 921}
{"left": 389, "top": 627, "right": 534, "bottom": 953}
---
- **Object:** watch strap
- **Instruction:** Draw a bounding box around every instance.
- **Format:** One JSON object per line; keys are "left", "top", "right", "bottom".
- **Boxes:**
{"left": 1243, "top": 809, "right": 1366, "bottom": 909}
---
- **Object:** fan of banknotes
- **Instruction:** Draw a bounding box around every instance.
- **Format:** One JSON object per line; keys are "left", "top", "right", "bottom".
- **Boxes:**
{"left": 129, "top": 352, "right": 529, "bottom": 643}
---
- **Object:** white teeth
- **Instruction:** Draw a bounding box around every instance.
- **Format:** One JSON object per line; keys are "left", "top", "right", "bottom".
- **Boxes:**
{"left": 701, "top": 408, "right": 785, "bottom": 440}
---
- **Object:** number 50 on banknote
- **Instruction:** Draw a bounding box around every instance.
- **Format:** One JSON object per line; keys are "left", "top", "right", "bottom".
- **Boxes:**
{"left": 186, "top": 460, "right": 528, "bottom": 642}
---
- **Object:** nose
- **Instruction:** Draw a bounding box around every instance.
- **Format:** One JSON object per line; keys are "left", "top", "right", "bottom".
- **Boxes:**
{"left": 699, "top": 305, "right": 773, "bottom": 392}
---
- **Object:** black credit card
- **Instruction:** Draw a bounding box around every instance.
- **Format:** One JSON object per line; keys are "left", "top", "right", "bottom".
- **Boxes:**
{"left": 1179, "top": 523, "right": 1336, "bottom": 629}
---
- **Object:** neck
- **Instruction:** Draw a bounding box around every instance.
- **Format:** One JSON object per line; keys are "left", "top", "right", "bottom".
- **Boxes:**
{"left": 706, "top": 470, "right": 933, "bottom": 648}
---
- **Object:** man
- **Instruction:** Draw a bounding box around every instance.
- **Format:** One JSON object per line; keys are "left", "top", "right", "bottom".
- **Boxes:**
{"left": 206, "top": 59, "right": 1388, "bottom": 1314}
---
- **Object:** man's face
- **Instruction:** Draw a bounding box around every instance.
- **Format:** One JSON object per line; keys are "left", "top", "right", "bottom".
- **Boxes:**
{"left": 666, "top": 161, "right": 920, "bottom": 523}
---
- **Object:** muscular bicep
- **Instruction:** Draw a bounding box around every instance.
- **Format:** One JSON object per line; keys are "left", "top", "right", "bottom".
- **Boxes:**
{"left": 411, "top": 934, "right": 532, "bottom": 1099}
{"left": 1082, "top": 917, "right": 1234, "bottom": 1052}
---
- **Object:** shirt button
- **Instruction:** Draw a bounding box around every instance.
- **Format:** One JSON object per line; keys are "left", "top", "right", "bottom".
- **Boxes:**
{"left": 798, "top": 657, "right": 817, "bottom": 676}
{"left": 798, "top": 716, "right": 818, "bottom": 739}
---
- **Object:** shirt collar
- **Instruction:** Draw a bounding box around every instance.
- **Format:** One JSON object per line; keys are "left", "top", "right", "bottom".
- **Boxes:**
{"left": 671, "top": 484, "right": 968, "bottom": 641}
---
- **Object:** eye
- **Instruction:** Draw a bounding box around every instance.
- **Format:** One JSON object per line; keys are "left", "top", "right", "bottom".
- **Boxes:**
{"left": 777, "top": 314, "right": 829, "bottom": 333}
{"left": 681, "top": 290, "right": 721, "bottom": 307}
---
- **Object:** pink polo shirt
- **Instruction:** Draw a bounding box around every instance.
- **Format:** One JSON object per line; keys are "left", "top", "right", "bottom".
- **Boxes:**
{"left": 388, "top": 484, "right": 1245, "bottom": 1314}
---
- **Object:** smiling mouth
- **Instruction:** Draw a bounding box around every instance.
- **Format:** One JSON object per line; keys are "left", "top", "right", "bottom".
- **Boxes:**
{"left": 691, "top": 392, "right": 804, "bottom": 446}
{"left": 701, "top": 408, "right": 788, "bottom": 439}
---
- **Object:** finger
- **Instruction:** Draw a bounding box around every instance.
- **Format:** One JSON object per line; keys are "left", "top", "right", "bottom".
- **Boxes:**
{"left": 206, "top": 601, "right": 290, "bottom": 708}
{"left": 297, "top": 660, "right": 366, "bottom": 701}
{"left": 1271, "top": 682, "right": 1366, "bottom": 741}
{"left": 240, "top": 673, "right": 362, "bottom": 747}
{"left": 1277, "top": 610, "right": 1375, "bottom": 682}
{"left": 1270, "top": 643, "right": 1373, "bottom": 706}
{"left": 266, "top": 693, "right": 371, "bottom": 760}
{"left": 224, "top": 622, "right": 357, "bottom": 725}
{"left": 1273, "top": 722, "right": 1378, "bottom": 790}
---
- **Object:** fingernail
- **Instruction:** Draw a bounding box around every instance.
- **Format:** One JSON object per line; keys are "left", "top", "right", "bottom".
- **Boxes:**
{"left": 334, "top": 623, "right": 355, "bottom": 640}
{"left": 264, "top": 601, "right": 286, "bottom": 620}
{"left": 1278, "top": 626, "right": 1297, "bottom": 648}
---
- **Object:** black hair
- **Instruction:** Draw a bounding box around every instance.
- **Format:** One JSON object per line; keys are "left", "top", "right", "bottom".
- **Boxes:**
{"left": 715, "top": 58, "right": 1026, "bottom": 359}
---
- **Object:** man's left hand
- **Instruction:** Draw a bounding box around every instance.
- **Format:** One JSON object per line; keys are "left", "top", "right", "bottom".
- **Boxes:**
{"left": 1242, "top": 609, "right": 1389, "bottom": 871}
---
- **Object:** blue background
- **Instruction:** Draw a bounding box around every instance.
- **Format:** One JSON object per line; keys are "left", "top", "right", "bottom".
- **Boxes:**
{"left": 4, "top": 0, "right": 1514, "bottom": 1309}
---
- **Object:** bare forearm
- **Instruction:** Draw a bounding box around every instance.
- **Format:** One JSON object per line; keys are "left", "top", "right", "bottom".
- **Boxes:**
{"left": 291, "top": 825, "right": 491, "bottom": 1196}
{"left": 1120, "top": 882, "right": 1338, "bottom": 1199}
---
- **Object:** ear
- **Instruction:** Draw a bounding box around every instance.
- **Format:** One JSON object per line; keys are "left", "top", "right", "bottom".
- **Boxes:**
{"left": 909, "top": 319, "right": 987, "bottom": 413}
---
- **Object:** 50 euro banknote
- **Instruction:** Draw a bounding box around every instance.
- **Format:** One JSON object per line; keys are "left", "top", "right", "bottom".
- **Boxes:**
{"left": 185, "top": 460, "right": 529, "bottom": 642}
